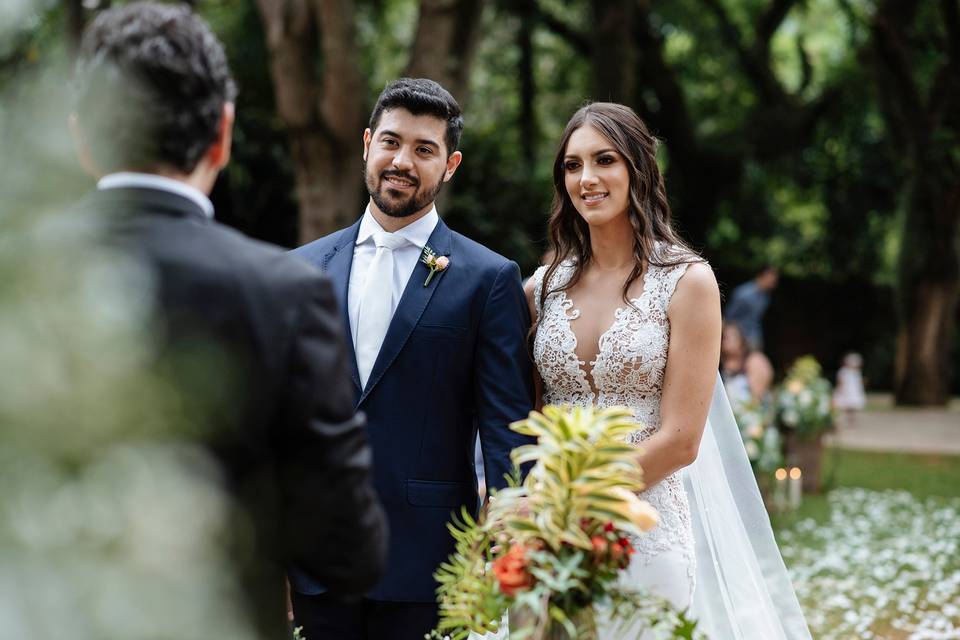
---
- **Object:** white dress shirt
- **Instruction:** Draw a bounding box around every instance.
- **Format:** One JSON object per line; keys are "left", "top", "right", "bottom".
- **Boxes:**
{"left": 348, "top": 206, "right": 439, "bottom": 350}
{"left": 97, "top": 172, "right": 215, "bottom": 219}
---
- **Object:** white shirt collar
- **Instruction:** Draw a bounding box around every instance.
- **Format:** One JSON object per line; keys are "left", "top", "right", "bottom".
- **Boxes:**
{"left": 97, "top": 172, "right": 215, "bottom": 219}
{"left": 356, "top": 204, "right": 439, "bottom": 249}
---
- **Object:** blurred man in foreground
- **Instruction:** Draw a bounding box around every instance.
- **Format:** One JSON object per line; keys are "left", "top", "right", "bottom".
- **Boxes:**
{"left": 70, "top": 3, "right": 387, "bottom": 636}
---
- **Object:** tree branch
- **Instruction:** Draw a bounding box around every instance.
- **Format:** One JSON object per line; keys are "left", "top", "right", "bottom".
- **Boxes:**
{"left": 532, "top": 2, "right": 591, "bottom": 56}
{"left": 518, "top": 0, "right": 536, "bottom": 165}
{"left": 796, "top": 34, "right": 813, "bottom": 94}
{"left": 928, "top": 0, "right": 960, "bottom": 126}
{"left": 755, "top": 0, "right": 800, "bottom": 55}
{"left": 836, "top": 0, "right": 865, "bottom": 48}
{"left": 698, "top": 0, "right": 786, "bottom": 103}
{"left": 871, "top": 4, "right": 928, "bottom": 139}
{"left": 632, "top": 1, "right": 696, "bottom": 151}
{"left": 942, "top": 0, "right": 960, "bottom": 71}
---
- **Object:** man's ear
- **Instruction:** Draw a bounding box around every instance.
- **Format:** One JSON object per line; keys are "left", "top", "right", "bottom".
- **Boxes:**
{"left": 443, "top": 150, "right": 463, "bottom": 182}
{"left": 68, "top": 113, "right": 101, "bottom": 179}
{"left": 362, "top": 128, "right": 372, "bottom": 162}
{"left": 208, "top": 102, "right": 235, "bottom": 170}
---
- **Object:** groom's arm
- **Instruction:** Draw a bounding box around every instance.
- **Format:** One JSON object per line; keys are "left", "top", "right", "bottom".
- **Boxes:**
{"left": 474, "top": 261, "right": 536, "bottom": 491}
{"left": 276, "top": 273, "right": 388, "bottom": 595}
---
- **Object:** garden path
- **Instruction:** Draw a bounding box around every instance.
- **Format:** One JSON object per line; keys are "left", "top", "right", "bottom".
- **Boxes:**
{"left": 825, "top": 393, "right": 960, "bottom": 455}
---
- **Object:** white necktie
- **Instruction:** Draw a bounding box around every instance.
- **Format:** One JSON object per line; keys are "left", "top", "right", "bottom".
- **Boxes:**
{"left": 356, "top": 231, "right": 407, "bottom": 388}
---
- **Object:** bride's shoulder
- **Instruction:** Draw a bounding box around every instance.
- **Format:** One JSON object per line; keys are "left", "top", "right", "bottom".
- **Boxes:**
{"left": 652, "top": 242, "right": 707, "bottom": 266}
{"left": 669, "top": 260, "right": 720, "bottom": 313}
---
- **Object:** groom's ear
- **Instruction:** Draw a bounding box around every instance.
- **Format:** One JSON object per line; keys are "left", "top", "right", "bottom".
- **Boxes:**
{"left": 362, "top": 128, "right": 372, "bottom": 162}
{"left": 68, "top": 113, "right": 102, "bottom": 179}
{"left": 443, "top": 150, "right": 462, "bottom": 182}
{"left": 207, "top": 102, "right": 235, "bottom": 171}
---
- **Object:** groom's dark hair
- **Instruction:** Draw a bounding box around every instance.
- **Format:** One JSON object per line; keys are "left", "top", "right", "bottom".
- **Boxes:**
{"left": 72, "top": 1, "right": 236, "bottom": 174}
{"left": 368, "top": 78, "right": 464, "bottom": 155}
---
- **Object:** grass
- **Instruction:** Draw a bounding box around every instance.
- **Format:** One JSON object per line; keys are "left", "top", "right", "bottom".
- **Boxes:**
{"left": 770, "top": 447, "right": 960, "bottom": 639}
{"left": 771, "top": 447, "right": 960, "bottom": 530}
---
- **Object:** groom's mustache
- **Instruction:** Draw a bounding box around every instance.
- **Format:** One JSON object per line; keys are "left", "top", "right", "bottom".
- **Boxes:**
{"left": 379, "top": 170, "right": 420, "bottom": 187}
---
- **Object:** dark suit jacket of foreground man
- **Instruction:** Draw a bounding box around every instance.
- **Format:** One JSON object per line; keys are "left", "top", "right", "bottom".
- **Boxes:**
{"left": 290, "top": 217, "right": 534, "bottom": 604}
{"left": 86, "top": 185, "right": 388, "bottom": 637}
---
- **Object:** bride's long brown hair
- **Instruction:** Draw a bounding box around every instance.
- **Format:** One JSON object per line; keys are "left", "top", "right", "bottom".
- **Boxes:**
{"left": 536, "top": 102, "right": 698, "bottom": 325}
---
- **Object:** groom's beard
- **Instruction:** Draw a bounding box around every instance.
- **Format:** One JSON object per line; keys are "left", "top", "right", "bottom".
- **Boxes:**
{"left": 365, "top": 166, "right": 444, "bottom": 219}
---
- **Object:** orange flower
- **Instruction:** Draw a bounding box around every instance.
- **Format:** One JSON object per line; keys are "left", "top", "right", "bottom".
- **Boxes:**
{"left": 591, "top": 535, "right": 608, "bottom": 557}
{"left": 610, "top": 541, "right": 625, "bottom": 563}
{"left": 492, "top": 544, "right": 533, "bottom": 596}
{"left": 610, "top": 540, "right": 633, "bottom": 568}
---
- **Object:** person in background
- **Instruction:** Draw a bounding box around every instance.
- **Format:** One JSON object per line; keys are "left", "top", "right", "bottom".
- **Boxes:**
{"left": 720, "top": 321, "right": 774, "bottom": 408}
{"left": 833, "top": 352, "right": 867, "bottom": 428}
{"left": 724, "top": 266, "right": 778, "bottom": 351}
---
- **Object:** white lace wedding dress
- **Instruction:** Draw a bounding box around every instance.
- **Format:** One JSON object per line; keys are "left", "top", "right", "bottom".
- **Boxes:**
{"left": 532, "top": 258, "right": 697, "bottom": 621}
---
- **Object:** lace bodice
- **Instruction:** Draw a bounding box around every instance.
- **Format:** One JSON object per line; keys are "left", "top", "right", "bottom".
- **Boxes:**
{"left": 531, "top": 254, "right": 698, "bottom": 573}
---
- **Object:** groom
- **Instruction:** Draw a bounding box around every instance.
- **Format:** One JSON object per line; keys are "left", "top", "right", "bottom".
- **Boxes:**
{"left": 289, "top": 78, "right": 534, "bottom": 639}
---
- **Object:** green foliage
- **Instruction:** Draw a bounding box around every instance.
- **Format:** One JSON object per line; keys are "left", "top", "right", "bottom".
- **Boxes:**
{"left": 504, "top": 407, "right": 649, "bottom": 550}
{"left": 433, "top": 507, "right": 509, "bottom": 638}
{"left": 731, "top": 398, "right": 783, "bottom": 473}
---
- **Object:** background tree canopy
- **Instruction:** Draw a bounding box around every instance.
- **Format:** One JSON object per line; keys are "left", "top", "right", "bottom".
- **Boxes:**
{"left": 4, "top": 0, "right": 959, "bottom": 403}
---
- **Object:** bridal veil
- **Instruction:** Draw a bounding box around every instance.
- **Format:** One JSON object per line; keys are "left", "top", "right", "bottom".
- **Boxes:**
{"left": 683, "top": 374, "right": 812, "bottom": 639}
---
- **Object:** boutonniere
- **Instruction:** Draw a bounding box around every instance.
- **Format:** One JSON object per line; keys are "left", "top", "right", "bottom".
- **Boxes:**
{"left": 421, "top": 245, "right": 450, "bottom": 286}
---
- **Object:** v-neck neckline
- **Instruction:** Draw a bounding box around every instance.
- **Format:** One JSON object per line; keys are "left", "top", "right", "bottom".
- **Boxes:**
{"left": 557, "top": 264, "right": 652, "bottom": 398}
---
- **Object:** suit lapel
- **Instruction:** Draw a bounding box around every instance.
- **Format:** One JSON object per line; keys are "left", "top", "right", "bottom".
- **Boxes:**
{"left": 322, "top": 220, "right": 362, "bottom": 393}
{"left": 358, "top": 219, "right": 454, "bottom": 405}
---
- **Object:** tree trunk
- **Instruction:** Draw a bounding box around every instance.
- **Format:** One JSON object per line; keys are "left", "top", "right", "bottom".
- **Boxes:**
{"left": 256, "top": 0, "right": 366, "bottom": 244}
{"left": 590, "top": 0, "right": 634, "bottom": 103}
{"left": 870, "top": 0, "right": 960, "bottom": 404}
{"left": 406, "top": 0, "right": 486, "bottom": 102}
{"left": 893, "top": 177, "right": 960, "bottom": 405}
{"left": 517, "top": 0, "right": 536, "bottom": 167}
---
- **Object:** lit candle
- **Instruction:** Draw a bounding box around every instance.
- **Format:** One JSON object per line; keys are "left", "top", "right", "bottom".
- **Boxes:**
{"left": 774, "top": 468, "right": 788, "bottom": 511}
{"left": 789, "top": 467, "right": 803, "bottom": 509}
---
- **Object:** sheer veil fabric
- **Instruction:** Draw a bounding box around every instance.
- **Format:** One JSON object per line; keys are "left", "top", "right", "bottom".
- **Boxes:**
{"left": 684, "top": 374, "right": 812, "bottom": 639}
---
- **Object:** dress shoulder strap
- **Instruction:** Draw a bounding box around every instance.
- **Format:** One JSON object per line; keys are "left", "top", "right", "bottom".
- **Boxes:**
{"left": 531, "top": 265, "right": 548, "bottom": 323}
{"left": 648, "top": 248, "right": 707, "bottom": 314}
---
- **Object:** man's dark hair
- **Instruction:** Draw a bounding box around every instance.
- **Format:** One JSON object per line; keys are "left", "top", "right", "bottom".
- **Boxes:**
{"left": 72, "top": 1, "right": 237, "bottom": 174}
{"left": 368, "top": 78, "right": 464, "bottom": 155}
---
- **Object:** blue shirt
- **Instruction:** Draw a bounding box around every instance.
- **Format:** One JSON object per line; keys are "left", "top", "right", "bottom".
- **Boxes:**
{"left": 725, "top": 281, "right": 770, "bottom": 342}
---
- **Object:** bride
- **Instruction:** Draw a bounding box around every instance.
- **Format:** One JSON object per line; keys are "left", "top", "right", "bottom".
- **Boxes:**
{"left": 523, "top": 102, "right": 811, "bottom": 639}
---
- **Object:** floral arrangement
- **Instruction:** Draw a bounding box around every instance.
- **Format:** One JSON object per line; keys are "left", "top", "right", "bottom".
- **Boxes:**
{"left": 731, "top": 398, "right": 783, "bottom": 473}
{"left": 429, "top": 406, "right": 701, "bottom": 640}
{"left": 775, "top": 356, "right": 835, "bottom": 439}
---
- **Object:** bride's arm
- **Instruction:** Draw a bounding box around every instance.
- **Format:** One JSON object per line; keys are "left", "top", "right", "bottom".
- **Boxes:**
{"left": 634, "top": 262, "right": 721, "bottom": 488}
{"left": 523, "top": 277, "right": 545, "bottom": 412}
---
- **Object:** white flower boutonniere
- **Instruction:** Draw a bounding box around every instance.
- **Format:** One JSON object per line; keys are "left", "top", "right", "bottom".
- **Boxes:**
{"left": 421, "top": 245, "right": 450, "bottom": 286}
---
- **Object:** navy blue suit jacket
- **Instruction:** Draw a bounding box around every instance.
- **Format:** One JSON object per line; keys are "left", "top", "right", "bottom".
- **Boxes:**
{"left": 289, "top": 217, "right": 534, "bottom": 602}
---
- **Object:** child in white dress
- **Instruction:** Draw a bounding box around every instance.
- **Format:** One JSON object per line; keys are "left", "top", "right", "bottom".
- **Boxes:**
{"left": 833, "top": 352, "right": 866, "bottom": 427}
